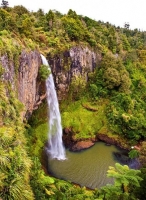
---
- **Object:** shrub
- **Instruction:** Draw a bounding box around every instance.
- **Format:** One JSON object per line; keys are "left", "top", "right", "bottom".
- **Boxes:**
{"left": 38, "top": 64, "right": 51, "bottom": 81}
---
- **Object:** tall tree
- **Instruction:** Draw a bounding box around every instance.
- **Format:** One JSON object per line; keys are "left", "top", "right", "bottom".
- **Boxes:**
{"left": 1, "top": 0, "right": 9, "bottom": 8}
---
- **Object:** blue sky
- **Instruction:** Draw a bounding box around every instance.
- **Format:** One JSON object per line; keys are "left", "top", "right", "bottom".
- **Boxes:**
{"left": 9, "top": 0, "right": 146, "bottom": 31}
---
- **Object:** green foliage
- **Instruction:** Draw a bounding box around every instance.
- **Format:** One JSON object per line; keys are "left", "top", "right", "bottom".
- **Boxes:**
{"left": 89, "top": 83, "right": 99, "bottom": 99}
{"left": 134, "top": 167, "right": 146, "bottom": 199}
{"left": 0, "top": 82, "right": 24, "bottom": 125}
{"left": 30, "top": 157, "right": 55, "bottom": 200}
{"left": 46, "top": 10, "right": 55, "bottom": 29}
{"left": 107, "top": 163, "right": 142, "bottom": 192}
{"left": 0, "top": 126, "right": 34, "bottom": 200}
{"left": 62, "top": 15, "right": 84, "bottom": 41}
{"left": 106, "top": 93, "right": 146, "bottom": 141}
{"left": 12, "top": 5, "right": 29, "bottom": 16}
{"left": 103, "top": 67, "right": 121, "bottom": 89}
{"left": 0, "top": 6, "right": 146, "bottom": 57}
{"left": 1, "top": 4, "right": 146, "bottom": 200}
{"left": 94, "top": 163, "right": 142, "bottom": 200}
{"left": 92, "top": 163, "right": 143, "bottom": 200}
{"left": 128, "top": 149, "right": 139, "bottom": 159}
{"left": 139, "top": 142, "right": 146, "bottom": 167}
{"left": 0, "top": 8, "right": 17, "bottom": 31}
{"left": 121, "top": 34, "right": 131, "bottom": 51}
{"left": 28, "top": 102, "right": 48, "bottom": 127}
{"left": 0, "top": 64, "right": 4, "bottom": 77}
{"left": 26, "top": 123, "right": 48, "bottom": 157}
{"left": 61, "top": 99, "right": 108, "bottom": 139}
{"left": 69, "top": 75, "right": 87, "bottom": 100}
{"left": 38, "top": 64, "right": 51, "bottom": 81}
{"left": 101, "top": 53, "right": 131, "bottom": 92}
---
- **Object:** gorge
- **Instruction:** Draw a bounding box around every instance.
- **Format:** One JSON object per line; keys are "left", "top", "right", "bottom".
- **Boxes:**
{"left": 0, "top": 5, "right": 146, "bottom": 199}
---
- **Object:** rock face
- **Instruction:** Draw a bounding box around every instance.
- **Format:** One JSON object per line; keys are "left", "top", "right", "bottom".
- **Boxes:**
{"left": 18, "top": 51, "right": 43, "bottom": 118}
{"left": 1, "top": 50, "right": 46, "bottom": 118}
{"left": 0, "top": 46, "right": 101, "bottom": 118}
{"left": 48, "top": 46, "right": 101, "bottom": 99}
{"left": 1, "top": 54, "right": 15, "bottom": 89}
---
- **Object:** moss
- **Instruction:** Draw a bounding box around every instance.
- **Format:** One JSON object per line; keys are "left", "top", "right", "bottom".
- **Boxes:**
{"left": 61, "top": 98, "right": 109, "bottom": 140}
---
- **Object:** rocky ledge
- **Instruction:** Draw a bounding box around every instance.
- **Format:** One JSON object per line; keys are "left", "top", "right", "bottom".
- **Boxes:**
{"left": 63, "top": 128, "right": 98, "bottom": 151}
{"left": 97, "top": 133, "right": 130, "bottom": 150}
{"left": 63, "top": 128, "right": 130, "bottom": 152}
{"left": 70, "top": 140, "right": 95, "bottom": 151}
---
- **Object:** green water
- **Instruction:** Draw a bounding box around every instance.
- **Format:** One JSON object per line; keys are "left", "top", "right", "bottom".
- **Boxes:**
{"left": 48, "top": 142, "right": 122, "bottom": 189}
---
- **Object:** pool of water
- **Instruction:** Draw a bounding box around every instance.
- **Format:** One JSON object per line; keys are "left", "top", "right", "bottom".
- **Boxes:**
{"left": 48, "top": 142, "right": 124, "bottom": 189}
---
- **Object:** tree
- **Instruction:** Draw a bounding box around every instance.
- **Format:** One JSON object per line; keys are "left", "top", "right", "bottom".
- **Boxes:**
{"left": 13, "top": 5, "right": 29, "bottom": 16}
{"left": 46, "top": 10, "right": 55, "bottom": 29}
{"left": 124, "top": 22, "right": 130, "bottom": 29}
{"left": 62, "top": 14, "right": 85, "bottom": 41}
{"left": 1, "top": 0, "right": 9, "bottom": 8}
{"left": 96, "top": 163, "right": 143, "bottom": 200}
{"left": 0, "top": 127, "right": 34, "bottom": 199}
{"left": 107, "top": 163, "right": 142, "bottom": 193}
{"left": 103, "top": 67, "right": 121, "bottom": 89}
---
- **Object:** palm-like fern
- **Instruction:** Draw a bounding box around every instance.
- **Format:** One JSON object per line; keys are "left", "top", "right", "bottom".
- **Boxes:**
{"left": 107, "top": 163, "right": 142, "bottom": 193}
{"left": 0, "top": 127, "right": 34, "bottom": 199}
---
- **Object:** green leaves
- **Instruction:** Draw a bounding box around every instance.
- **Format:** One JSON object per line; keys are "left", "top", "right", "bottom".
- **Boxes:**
{"left": 38, "top": 64, "right": 51, "bottom": 81}
{"left": 128, "top": 149, "right": 139, "bottom": 159}
{"left": 62, "top": 16, "right": 84, "bottom": 41}
{"left": 107, "top": 163, "right": 142, "bottom": 190}
{"left": 103, "top": 67, "right": 121, "bottom": 89}
{"left": 0, "top": 127, "right": 34, "bottom": 199}
{"left": 61, "top": 99, "right": 108, "bottom": 140}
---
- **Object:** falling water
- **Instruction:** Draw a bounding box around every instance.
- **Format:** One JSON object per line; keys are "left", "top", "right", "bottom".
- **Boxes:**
{"left": 41, "top": 54, "right": 66, "bottom": 160}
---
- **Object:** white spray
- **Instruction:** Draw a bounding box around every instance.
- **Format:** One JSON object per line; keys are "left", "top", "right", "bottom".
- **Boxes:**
{"left": 41, "top": 54, "right": 66, "bottom": 160}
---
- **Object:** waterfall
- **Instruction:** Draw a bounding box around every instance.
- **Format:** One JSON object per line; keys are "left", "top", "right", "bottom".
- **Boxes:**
{"left": 41, "top": 54, "right": 66, "bottom": 160}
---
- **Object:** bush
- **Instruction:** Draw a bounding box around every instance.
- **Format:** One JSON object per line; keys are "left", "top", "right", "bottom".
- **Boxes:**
{"left": 38, "top": 64, "right": 50, "bottom": 81}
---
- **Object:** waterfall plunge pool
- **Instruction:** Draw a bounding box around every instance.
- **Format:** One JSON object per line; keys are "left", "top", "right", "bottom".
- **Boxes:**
{"left": 48, "top": 142, "right": 131, "bottom": 189}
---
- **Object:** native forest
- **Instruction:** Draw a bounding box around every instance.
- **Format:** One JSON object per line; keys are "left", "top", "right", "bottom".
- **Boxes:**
{"left": 0, "top": 2, "right": 146, "bottom": 200}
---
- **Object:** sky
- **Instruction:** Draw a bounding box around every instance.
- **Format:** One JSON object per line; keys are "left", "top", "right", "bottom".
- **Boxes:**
{"left": 9, "top": 0, "right": 146, "bottom": 31}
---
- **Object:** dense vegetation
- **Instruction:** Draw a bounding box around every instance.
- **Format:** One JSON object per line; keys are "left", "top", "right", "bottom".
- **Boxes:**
{"left": 1, "top": 2, "right": 146, "bottom": 199}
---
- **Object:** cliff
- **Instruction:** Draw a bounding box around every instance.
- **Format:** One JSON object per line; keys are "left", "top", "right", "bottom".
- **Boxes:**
{"left": 1, "top": 46, "right": 101, "bottom": 118}
{"left": 18, "top": 51, "right": 45, "bottom": 118}
{"left": 48, "top": 46, "right": 101, "bottom": 99}
{"left": 1, "top": 50, "right": 45, "bottom": 119}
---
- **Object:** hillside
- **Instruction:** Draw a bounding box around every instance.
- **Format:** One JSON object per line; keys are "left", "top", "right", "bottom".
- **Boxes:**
{"left": 0, "top": 4, "right": 146, "bottom": 199}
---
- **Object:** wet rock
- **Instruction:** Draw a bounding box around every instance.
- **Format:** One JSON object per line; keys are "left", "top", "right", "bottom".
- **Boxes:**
{"left": 71, "top": 140, "right": 95, "bottom": 151}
